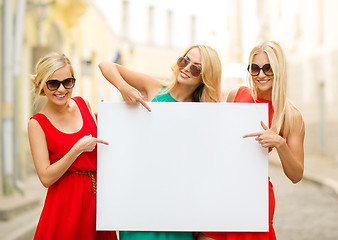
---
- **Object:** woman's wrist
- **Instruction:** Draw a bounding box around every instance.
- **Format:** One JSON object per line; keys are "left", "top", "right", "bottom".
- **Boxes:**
{"left": 117, "top": 81, "right": 131, "bottom": 92}
{"left": 275, "top": 135, "right": 287, "bottom": 150}
{"left": 69, "top": 143, "right": 83, "bottom": 159}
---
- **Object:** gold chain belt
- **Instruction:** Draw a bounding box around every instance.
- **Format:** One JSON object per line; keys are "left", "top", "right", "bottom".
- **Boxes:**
{"left": 68, "top": 171, "right": 97, "bottom": 196}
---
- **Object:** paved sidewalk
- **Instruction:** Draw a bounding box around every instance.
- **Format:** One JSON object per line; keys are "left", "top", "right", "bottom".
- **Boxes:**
{"left": 269, "top": 150, "right": 338, "bottom": 197}
{"left": 0, "top": 174, "right": 46, "bottom": 240}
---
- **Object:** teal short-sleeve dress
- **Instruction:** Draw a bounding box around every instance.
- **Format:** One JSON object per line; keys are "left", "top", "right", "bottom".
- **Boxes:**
{"left": 119, "top": 87, "right": 195, "bottom": 240}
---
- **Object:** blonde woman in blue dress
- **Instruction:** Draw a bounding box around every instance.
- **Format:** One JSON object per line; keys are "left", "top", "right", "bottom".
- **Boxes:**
{"left": 99, "top": 45, "right": 222, "bottom": 240}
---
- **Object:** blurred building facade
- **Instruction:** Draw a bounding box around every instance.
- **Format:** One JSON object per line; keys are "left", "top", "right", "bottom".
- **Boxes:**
{"left": 1, "top": 0, "right": 338, "bottom": 198}
{"left": 0, "top": 0, "right": 121, "bottom": 197}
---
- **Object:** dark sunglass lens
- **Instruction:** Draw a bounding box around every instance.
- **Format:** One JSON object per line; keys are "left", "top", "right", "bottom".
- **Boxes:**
{"left": 47, "top": 80, "right": 60, "bottom": 90}
{"left": 250, "top": 64, "right": 260, "bottom": 76}
{"left": 190, "top": 65, "right": 201, "bottom": 77}
{"left": 177, "top": 57, "right": 188, "bottom": 68}
{"left": 177, "top": 57, "right": 184, "bottom": 67}
{"left": 262, "top": 64, "right": 273, "bottom": 76}
{"left": 63, "top": 78, "right": 75, "bottom": 89}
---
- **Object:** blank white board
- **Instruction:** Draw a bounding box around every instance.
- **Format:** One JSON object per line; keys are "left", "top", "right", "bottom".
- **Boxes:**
{"left": 97, "top": 102, "right": 268, "bottom": 232}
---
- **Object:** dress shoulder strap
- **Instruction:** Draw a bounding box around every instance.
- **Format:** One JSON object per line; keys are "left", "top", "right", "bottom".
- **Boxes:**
{"left": 72, "top": 96, "right": 96, "bottom": 126}
{"left": 234, "top": 86, "right": 254, "bottom": 102}
{"left": 30, "top": 113, "right": 54, "bottom": 134}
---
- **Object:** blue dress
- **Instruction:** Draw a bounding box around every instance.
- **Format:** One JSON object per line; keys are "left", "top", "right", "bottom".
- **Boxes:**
{"left": 119, "top": 87, "right": 195, "bottom": 240}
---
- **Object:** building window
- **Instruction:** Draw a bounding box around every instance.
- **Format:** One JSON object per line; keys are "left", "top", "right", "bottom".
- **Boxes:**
{"left": 148, "top": 5, "right": 154, "bottom": 44}
{"left": 121, "top": 0, "right": 129, "bottom": 41}
{"left": 167, "top": 10, "right": 173, "bottom": 47}
{"left": 318, "top": 0, "right": 324, "bottom": 45}
{"left": 190, "top": 15, "right": 196, "bottom": 45}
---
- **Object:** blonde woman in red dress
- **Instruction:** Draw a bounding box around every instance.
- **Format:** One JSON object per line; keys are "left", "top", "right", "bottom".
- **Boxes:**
{"left": 28, "top": 53, "right": 117, "bottom": 240}
{"left": 199, "top": 41, "right": 305, "bottom": 240}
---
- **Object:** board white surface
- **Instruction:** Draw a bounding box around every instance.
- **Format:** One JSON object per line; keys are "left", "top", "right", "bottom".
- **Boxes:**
{"left": 97, "top": 102, "right": 268, "bottom": 232}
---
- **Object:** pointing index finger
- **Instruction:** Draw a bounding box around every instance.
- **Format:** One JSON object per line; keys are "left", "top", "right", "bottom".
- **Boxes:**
{"left": 96, "top": 138, "right": 109, "bottom": 145}
{"left": 243, "top": 132, "right": 261, "bottom": 138}
{"left": 138, "top": 98, "right": 152, "bottom": 112}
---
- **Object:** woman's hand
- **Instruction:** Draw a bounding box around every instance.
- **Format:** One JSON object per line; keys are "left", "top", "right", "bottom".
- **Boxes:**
{"left": 98, "top": 61, "right": 153, "bottom": 112}
{"left": 243, "top": 121, "right": 285, "bottom": 149}
{"left": 74, "top": 134, "right": 109, "bottom": 153}
{"left": 119, "top": 84, "right": 151, "bottom": 112}
{"left": 28, "top": 120, "right": 110, "bottom": 188}
{"left": 244, "top": 115, "right": 305, "bottom": 183}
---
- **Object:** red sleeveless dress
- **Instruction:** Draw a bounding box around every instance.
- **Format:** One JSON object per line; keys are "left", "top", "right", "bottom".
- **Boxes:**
{"left": 202, "top": 87, "right": 277, "bottom": 240}
{"left": 31, "top": 96, "right": 117, "bottom": 240}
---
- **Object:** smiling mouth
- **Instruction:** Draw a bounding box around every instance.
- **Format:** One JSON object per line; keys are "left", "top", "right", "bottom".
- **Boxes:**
{"left": 257, "top": 79, "right": 271, "bottom": 84}
{"left": 180, "top": 71, "right": 190, "bottom": 78}
{"left": 55, "top": 94, "right": 66, "bottom": 98}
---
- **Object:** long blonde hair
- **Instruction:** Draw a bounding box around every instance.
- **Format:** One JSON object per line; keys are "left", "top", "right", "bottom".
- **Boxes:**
{"left": 31, "top": 52, "right": 74, "bottom": 103}
{"left": 164, "top": 45, "right": 222, "bottom": 102}
{"left": 248, "top": 41, "right": 293, "bottom": 136}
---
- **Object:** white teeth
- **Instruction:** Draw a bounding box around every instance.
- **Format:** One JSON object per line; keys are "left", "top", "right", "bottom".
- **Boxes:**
{"left": 55, "top": 94, "right": 66, "bottom": 98}
{"left": 180, "top": 71, "right": 189, "bottom": 78}
{"left": 258, "top": 80, "right": 269, "bottom": 84}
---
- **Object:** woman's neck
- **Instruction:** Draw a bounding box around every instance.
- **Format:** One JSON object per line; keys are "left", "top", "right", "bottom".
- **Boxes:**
{"left": 256, "top": 90, "right": 272, "bottom": 101}
{"left": 42, "top": 99, "right": 72, "bottom": 116}
{"left": 170, "top": 85, "right": 196, "bottom": 102}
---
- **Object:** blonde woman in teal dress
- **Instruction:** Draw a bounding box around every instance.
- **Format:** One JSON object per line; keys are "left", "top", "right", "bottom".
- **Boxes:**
{"left": 99, "top": 45, "right": 222, "bottom": 240}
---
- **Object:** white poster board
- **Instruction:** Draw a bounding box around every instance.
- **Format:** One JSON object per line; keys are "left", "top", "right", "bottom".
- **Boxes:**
{"left": 97, "top": 102, "right": 268, "bottom": 232}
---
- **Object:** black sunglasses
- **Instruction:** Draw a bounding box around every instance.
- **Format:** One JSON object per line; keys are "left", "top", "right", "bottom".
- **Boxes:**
{"left": 247, "top": 63, "right": 273, "bottom": 76}
{"left": 46, "top": 78, "right": 76, "bottom": 91}
{"left": 177, "top": 57, "right": 202, "bottom": 77}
